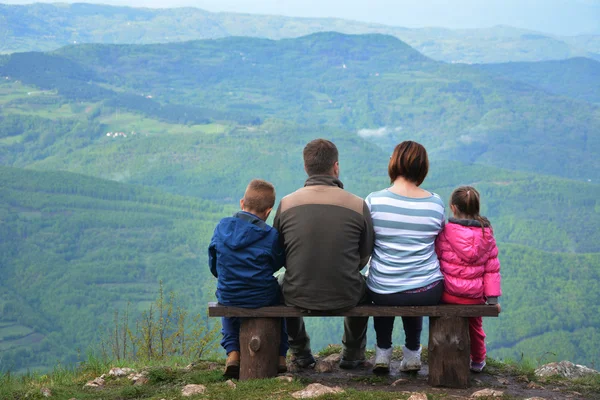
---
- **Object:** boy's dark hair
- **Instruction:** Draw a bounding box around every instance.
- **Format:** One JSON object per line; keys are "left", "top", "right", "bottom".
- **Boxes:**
{"left": 243, "top": 179, "right": 276, "bottom": 214}
{"left": 450, "top": 186, "right": 491, "bottom": 234}
{"left": 303, "top": 139, "right": 339, "bottom": 176}
{"left": 388, "top": 140, "right": 429, "bottom": 185}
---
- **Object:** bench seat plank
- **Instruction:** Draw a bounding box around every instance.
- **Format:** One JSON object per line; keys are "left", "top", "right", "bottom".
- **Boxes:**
{"left": 208, "top": 302, "right": 500, "bottom": 318}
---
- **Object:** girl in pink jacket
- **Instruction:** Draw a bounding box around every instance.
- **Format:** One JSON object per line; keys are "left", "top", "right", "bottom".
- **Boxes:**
{"left": 435, "top": 186, "right": 501, "bottom": 372}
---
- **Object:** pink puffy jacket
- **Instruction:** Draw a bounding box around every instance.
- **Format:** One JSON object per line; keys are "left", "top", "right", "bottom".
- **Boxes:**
{"left": 435, "top": 219, "right": 501, "bottom": 299}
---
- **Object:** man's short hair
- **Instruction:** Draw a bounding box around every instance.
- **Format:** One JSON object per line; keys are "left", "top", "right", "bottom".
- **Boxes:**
{"left": 303, "top": 139, "right": 339, "bottom": 176}
{"left": 388, "top": 140, "right": 429, "bottom": 185}
{"left": 243, "top": 179, "right": 276, "bottom": 213}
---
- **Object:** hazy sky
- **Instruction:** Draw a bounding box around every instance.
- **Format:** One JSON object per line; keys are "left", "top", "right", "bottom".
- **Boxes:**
{"left": 4, "top": 0, "right": 600, "bottom": 35}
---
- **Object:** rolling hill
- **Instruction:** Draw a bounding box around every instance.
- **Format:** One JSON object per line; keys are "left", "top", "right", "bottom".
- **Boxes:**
{"left": 0, "top": 32, "right": 599, "bottom": 371}
{"left": 477, "top": 57, "right": 600, "bottom": 104}
{"left": 1, "top": 3, "right": 599, "bottom": 63}
{"left": 1, "top": 33, "right": 599, "bottom": 182}
{"left": 0, "top": 166, "right": 228, "bottom": 372}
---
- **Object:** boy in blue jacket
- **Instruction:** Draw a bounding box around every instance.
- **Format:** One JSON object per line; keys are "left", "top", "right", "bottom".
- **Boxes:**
{"left": 209, "top": 179, "right": 288, "bottom": 379}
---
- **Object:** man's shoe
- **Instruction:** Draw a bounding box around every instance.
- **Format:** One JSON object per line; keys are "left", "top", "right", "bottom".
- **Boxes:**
{"left": 470, "top": 359, "right": 486, "bottom": 373}
{"left": 373, "top": 346, "right": 393, "bottom": 374}
{"left": 399, "top": 345, "right": 422, "bottom": 372}
{"left": 224, "top": 351, "right": 240, "bottom": 379}
{"left": 339, "top": 357, "right": 366, "bottom": 370}
{"left": 278, "top": 356, "right": 288, "bottom": 373}
{"left": 290, "top": 353, "right": 316, "bottom": 368}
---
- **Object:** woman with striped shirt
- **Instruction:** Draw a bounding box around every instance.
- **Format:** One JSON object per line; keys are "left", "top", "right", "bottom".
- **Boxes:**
{"left": 365, "top": 140, "right": 445, "bottom": 374}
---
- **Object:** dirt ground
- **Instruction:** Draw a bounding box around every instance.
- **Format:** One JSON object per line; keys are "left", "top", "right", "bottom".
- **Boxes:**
{"left": 288, "top": 356, "right": 592, "bottom": 399}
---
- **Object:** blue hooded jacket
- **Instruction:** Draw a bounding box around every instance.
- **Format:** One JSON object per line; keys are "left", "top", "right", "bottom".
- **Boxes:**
{"left": 209, "top": 211, "right": 285, "bottom": 307}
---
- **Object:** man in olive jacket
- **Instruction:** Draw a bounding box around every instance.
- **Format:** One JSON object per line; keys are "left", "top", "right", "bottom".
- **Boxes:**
{"left": 273, "top": 138, "right": 374, "bottom": 368}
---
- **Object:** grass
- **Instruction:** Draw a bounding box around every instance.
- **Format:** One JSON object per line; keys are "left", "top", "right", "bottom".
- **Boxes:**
{"left": 2, "top": 352, "right": 599, "bottom": 400}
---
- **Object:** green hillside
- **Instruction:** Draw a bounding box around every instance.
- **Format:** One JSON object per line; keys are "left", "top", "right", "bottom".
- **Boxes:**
{"left": 1, "top": 3, "right": 599, "bottom": 63}
{"left": 1, "top": 32, "right": 599, "bottom": 372}
{"left": 478, "top": 57, "right": 600, "bottom": 104}
{"left": 0, "top": 166, "right": 229, "bottom": 372}
{"left": 1, "top": 157, "right": 599, "bottom": 371}
{"left": 1, "top": 33, "right": 599, "bottom": 182}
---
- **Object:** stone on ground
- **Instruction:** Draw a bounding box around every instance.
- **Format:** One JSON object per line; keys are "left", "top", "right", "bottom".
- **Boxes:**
{"left": 314, "top": 354, "right": 341, "bottom": 373}
{"left": 276, "top": 375, "right": 294, "bottom": 382}
{"left": 291, "top": 383, "right": 344, "bottom": 399}
{"left": 471, "top": 388, "right": 504, "bottom": 397}
{"left": 108, "top": 367, "right": 134, "bottom": 377}
{"left": 226, "top": 379, "right": 237, "bottom": 389}
{"left": 181, "top": 384, "right": 207, "bottom": 396}
{"left": 84, "top": 376, "right": 105, "bottom": 388}
{"left": 40, "top": 387, "right": 52, "bottom": 397}
{"left": 535, "top": 361, "right": 599, "bottom": 379}
{"left": 407, "top": 393, "right": 428, "bottom": 400}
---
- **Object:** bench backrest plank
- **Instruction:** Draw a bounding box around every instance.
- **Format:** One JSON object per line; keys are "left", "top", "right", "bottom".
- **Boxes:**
{"left": 208, "top": 302, "right": 500, "bottom": 318}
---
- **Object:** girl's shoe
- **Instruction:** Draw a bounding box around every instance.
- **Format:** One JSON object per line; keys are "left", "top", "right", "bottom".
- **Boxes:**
{"left": 224, "top": 351, "right": 240, "bottom": 379}
{"left": 399, "top": 345, "right": 422, "bottom": 372}
{"left": 373, "top": 346, "right": 393, "bottom": 374}
{"left": 470, "top": 360, "right": 486, "bottom": 373}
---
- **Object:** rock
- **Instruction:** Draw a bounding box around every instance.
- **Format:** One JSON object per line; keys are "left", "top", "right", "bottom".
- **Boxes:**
{"left": 84, "top": 377, "right": 105, "bottom": 388}
{"left": 128, "top": 372, "right": 148, "bottom": 384}
{"left": 471, "top": 388, "right": 504, "bottom": 398}
{"left": 497, "top": 377, "right": 509, "bottom": 385}
{"left": 517, "top": 374, "right": 530, "bottom": 383}
{"left": 535, "top": 361, "right": 599, "bottom": 379}
{"left": 287, "top": 362, "right": 301, "bottom": 373}
{"left": 314, "top": 354, "right": 341, "bottom": 373}
{"left": 391, "top": 378, "right": 408, "bottom": 386}
{"left": 184, "top": 362, "right": 197, "bottom": 371}
{"left": 41, "top": 387, "right": 52, "bottom": 397}
{"left": 226, "top": 379, "right": 237, "bottom": 389}
{"left": 407, "top": 393, "right": 428, "bottom": 400}
{"left": 276, "top": 375, "right": 294, "bottom": 382}
{"left": 181, "top": 384, "right": 207, "bottom": 396}
{"left": 291, "top": 383, "right": 344, "bottom": 399}
{"left": 108, "top": 367, "right": 134, "bottom": 377}
{"left": 133, "top": 377, "right": 149, "bottom": 386}
{"left": 527, "top": 381, "right": 544, "bottom": 389}
{"left": 207, "top": 362, "right": 220, "bottom": 371}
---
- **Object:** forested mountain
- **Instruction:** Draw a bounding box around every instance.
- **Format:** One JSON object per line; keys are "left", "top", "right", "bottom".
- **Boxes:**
{"left": 0, "top": 166, "right": 228, "bottom": 372}
{"left": 1, "top": 3, "right": 599, "bottom": 63}
{"left": 1, "top": 162, "right": 598, "bottom": 371}
{"left": 477, "top": 57, "right": 600, "bottom": 104}
{"left": 1, "top": 33, "right": 599, "bottom": 182}
{"left": 0, "top": 32, "right": 599, "bottom": 371}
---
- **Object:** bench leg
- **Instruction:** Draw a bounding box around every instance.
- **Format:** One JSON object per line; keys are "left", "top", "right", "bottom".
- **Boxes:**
{"left": 239, "top": 317, "right": 281, "bottom": 380}
{"left": 427, "top": 316, "right": 470, "bottom": 388}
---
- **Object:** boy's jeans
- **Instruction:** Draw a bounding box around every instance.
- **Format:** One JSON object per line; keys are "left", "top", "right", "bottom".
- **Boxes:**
{"left": 221, "top": 316, "right": 289, "bottom": 357}
{"left": 276, "top": 271, "right": 369, "bottom": 362}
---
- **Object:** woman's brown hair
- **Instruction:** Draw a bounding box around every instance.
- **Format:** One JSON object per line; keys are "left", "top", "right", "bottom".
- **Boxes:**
{"left": 450, "top": 186, "right": 491, "bottom": 234}
{"left": 388, "top": 141, "right": 429, "bottom": 185}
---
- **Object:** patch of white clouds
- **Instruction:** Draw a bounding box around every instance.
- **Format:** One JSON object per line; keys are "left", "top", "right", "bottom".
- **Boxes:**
{"left": 459, "top": 134, "right": 474, "bottom": 144}
{"left": 357, "top": 126, "right": 402, "bottom": 138}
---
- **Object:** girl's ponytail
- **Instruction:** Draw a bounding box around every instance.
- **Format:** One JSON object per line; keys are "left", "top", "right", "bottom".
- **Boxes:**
{"left": 450, "top": 186, "right": 491, "bottom": 235}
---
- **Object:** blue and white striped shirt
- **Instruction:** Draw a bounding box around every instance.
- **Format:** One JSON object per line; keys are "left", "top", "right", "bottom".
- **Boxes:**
{"left": 365, "top": 188, "right": 445, "bottom": 294}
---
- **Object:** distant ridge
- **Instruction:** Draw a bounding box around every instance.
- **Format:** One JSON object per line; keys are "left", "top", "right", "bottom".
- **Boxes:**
{"left": 1, "top": 2, "right": 598, "bottom": 63}
{"left": 477, "top": 57, "right": 600, "bottom": 104}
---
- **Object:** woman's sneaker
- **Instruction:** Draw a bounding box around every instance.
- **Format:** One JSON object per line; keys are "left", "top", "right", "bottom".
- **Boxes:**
{"left": 470, "top": 359, "right": 486, "bottom": 373}
{"left": 373, "top": 346, "right": 393, "bottom": 374}
{"left": 399, "top": 345, "right": 422, "bottom": 372}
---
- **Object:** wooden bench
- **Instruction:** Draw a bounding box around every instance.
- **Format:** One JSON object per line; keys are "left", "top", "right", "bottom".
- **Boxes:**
{"left": 208, "top": 302, "right": 500, "bottom": 388}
